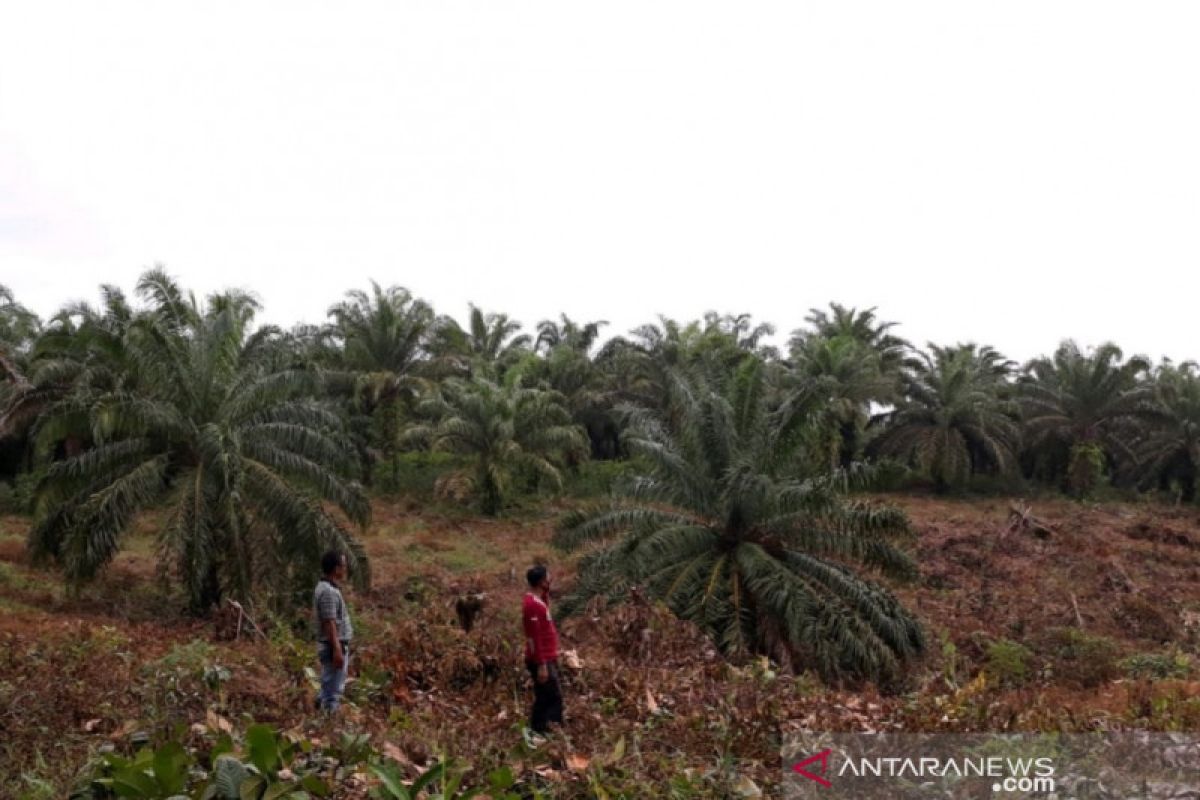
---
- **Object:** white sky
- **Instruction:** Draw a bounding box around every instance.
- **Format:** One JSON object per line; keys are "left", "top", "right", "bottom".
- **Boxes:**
{"left": 1, "top": 2, "right": 1198, "bottom": 363}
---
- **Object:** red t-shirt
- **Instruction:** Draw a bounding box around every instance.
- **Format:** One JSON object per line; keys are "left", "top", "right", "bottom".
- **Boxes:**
{"left": 523, "top": 592, "right": 559, "bottom": 665}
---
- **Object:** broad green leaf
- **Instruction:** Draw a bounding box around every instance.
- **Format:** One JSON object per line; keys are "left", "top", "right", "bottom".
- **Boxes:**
{"left": 212, "top": 733, "right": 235, "bottom": 761}
{"left": 410, "top": 761, "right": 446, "bottom": 796}
{"left": 368, "top": 763, "right": 409, "bottom": 800}
{"left": 246, "top": 724, "right": 280, "bottom": 775}
{"left": 131, "top": 747, "right": 155, "bottom": 768}
{"left": 153, "top": 741, "right": 190, "bottom": 794}
{"left": 102, "top": 753, "right": 133, "bottom": 770}
{"left": 487, "top": 766, "right": 515, "bottom": 791}
{"left": 111, "top": 769, "right": 159, "bottom": 797}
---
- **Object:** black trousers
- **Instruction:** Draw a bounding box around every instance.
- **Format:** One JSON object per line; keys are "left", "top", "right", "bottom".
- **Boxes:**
{"left": 526, "top": 660, "right": 563, "bottom": 733}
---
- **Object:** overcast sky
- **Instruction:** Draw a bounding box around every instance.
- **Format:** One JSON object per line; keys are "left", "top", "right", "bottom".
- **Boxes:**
{"left": 2, "top": 2, "right": 1198, "bottom": 363}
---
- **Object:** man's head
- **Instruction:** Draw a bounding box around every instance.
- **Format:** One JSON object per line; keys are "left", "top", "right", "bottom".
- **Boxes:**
{"left": 322, "top": 550, "right": 348, "bottom": 582}
{"left": 526, "top": 564, "right": 550, "bottom": 593}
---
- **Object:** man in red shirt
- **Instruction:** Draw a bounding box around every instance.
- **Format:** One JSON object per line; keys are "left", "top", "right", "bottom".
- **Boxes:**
{"left": 522, "top": 564, "right": 562, "bottom": 735}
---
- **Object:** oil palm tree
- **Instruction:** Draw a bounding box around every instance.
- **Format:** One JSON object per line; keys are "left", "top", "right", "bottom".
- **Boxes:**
{"left": 402, "top": 371, "right": 587, "bottom": 515}
{"left": 29, "top": 271, "right": 369, "bottom": 611}
{"left": 534, "top": 315, "right": 608, "bottom": 355}
{"left": 600, "top": 316, "right": 699, "bottom": 413}
{"left": 1019, "top": 341, "right": 1150, "bottom": 495}
{"left": 788, "top": 335, "right": 895, "bottom": 471}
{"left": 327, "top": 282, "right": 434, "bottom": 376}
{"left": 326, "top": 282, "right": 436, "bottom": 486}
{"left": 0, "top": 285, "right": 42, "bottom": 483}
{"left": 427, "top": 304, "right": 531, "bottom": 378}
{"left": 0, "top": 285, "right": 41, "bottom": 435}
{"left": 604, "top": 314, "right": 778, "bottom": 419}
{"left": 1, "top": 285, "right": 140, "bottom": 455}
{"left": 0, "top": 284, "right": 40, "bottom": 381}
{"left": 555, "top": 357, "right": 924, "bottom": 685}
{"left": 793, "top": 303, "right": 909, "bottom": 375}
{"left": 1132, "top": 362, "right": 1200, "bottom": 501}
{"left": 701, "top": 312, "right": 780, "bottom": 361}
{"left": 871, "top": 344, "right": 1020, "bottom": 490}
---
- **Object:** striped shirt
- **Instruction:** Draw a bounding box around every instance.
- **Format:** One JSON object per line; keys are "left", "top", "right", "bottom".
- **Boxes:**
{"left": 314, "top": 579, "right": 353, "bottom": 643}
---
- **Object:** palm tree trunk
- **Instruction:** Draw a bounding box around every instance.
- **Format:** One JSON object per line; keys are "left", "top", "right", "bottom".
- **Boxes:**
{"left": 839, "top": 421, "right": 858, "bottom": 469}
{"left": 480, "top": 463, "right": 501, "bottom": 516}
{"left": 197, "top": 562, "right": 222, "bottom": 613}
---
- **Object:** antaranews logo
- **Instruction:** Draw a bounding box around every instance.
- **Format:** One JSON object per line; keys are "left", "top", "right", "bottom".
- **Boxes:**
{"left": 788, "top": 749, "right": 1055, "bottom": 795}
{"left": 785, "top": 733, "right": 1199, "bottom": 799}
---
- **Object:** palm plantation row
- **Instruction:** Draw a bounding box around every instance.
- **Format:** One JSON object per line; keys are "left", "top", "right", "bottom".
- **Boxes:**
{"left": 0, "top": 273, "right": 1195, "bottom": 685}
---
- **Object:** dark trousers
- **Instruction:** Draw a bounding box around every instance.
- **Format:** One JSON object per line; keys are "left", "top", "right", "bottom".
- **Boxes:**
{"left": 526, "top": 660, "right": 563, "bottom": 733}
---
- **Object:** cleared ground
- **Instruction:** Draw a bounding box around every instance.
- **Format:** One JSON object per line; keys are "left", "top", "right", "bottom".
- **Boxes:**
{"left": 2, "top": 493, "right": 1199, "bottom": 797}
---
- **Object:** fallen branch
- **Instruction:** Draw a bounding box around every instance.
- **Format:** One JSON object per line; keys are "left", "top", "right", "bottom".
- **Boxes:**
{"left": 1070, "top": 592, "right": 1084, "bottom": 629}
{"left": 1006, "top": 501, "right": 1055, "bottom": 539}
{"left": 228, "top": 599, "right": 269, "bottom": 641}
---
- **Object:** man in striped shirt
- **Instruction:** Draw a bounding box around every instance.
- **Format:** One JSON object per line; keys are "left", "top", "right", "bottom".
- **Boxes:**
{"left": 314, "top": 550, "right": 354, "bottom": 713}
{"left": 522, "top": 564, "right": 562, "bottom": 735}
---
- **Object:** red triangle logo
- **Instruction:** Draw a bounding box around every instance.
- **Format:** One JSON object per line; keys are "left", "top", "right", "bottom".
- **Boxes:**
{"left": 792, "top": 748, "right": 833, "bottom": 787}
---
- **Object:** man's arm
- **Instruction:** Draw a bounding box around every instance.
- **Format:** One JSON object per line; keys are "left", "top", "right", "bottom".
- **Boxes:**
{"left": 532, "top": 608, "right": 551, "bottom": 682}
{"left": 323, "top": 618, "right": 344, "bottom": 668}
{"left": 524, "top": 600, "right": 550, "bottom": 682}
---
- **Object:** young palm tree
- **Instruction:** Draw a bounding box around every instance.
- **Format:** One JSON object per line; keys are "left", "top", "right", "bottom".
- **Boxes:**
{"left": 1019, "top": 340, "right": 1149, "bottom": 495}
{"left": 29, "top": 271, "right": 369, "bottom": 611}
{"left": 555, "top": 358, "right": 924, "bottom": 685}
{"left": 402, "top": 372, "right": 587, "bottom": 515}
{"left": 871, "top": 344, "right": 1020, "bottom": 490}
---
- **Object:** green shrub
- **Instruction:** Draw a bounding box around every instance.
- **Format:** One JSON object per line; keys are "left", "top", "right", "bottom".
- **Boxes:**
{"left": 72, "top": 722, "right": 529, "bottom": 800}
{"left": 563, "top": 457, "right": 645, "bottom": 498}
{"left": 1122, "top": 649, "right": 1194, "bottom": 680}
{"left": 373, "top": 451, "right": 465, "bottom": 497}
{"left": 0, "top": 470, "right": 41, "bottom": 515}
{"left": 1043, "top": 627, "right": 1122, "bottom": 688}
{"left": 864, "top": 458, "right": 912, "bottom": 492}
{"left": 985, "top": 639, "right": 1032, "bottom": 687}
